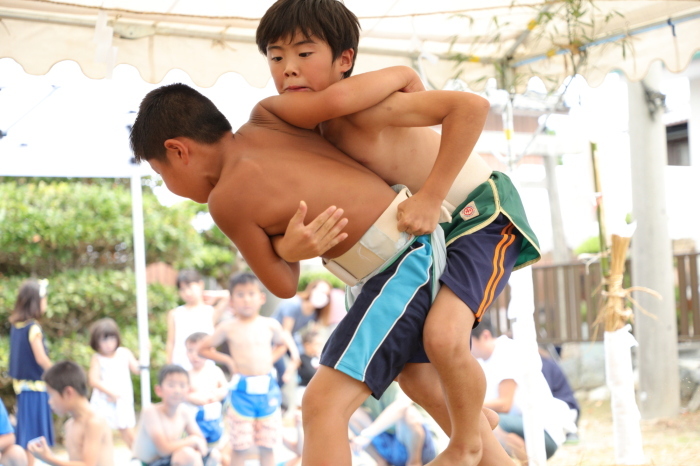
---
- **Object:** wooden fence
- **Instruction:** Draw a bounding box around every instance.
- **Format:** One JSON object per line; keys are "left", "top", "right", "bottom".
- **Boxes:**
{"left": 482, "top": 252, "right": 700, "bottom": 345}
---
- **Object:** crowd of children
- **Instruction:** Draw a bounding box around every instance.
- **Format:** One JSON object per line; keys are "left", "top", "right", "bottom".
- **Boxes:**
{"left": 3, "top": 0, "right": 553, "bottom": 465}
{"left": 2, "top": 270, "right": 324, "bottom": 466}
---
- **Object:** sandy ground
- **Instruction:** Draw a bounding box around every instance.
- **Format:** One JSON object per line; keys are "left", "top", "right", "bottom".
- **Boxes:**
{"left": 38, "top": 398, "right": 700, "bottom": 465}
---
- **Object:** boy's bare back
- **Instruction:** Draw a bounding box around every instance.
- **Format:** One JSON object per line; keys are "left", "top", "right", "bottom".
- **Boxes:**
{"left": 209, "top": 103, "right": 396, "bottom": 252}
{"left": 320, "top": 91, "right": 493, "bottom": 204}
{"left": 218, "top": 315, "right": 284, "bottom": 376}
{"left": 64, "top": 413, "right": 114, "bottom": 466}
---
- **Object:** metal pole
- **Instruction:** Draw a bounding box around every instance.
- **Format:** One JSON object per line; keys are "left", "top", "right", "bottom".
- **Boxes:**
{"left": 131, "top": 170, "right": 151, "bottom": 407}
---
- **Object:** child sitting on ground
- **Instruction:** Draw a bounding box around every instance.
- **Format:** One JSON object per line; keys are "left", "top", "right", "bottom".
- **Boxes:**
{"left": 197, "top": 273, "right": 298, "bottom": 466}
{"left": 132, "top": 365, "right": 211, "bottom": 466}
{"left": 28, "top": 361, "right": 114, "bottom": 466}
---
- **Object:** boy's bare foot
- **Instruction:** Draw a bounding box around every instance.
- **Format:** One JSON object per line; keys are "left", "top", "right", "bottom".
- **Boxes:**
{"left": 425, "top": 444, "right": 482, "bottom": 466}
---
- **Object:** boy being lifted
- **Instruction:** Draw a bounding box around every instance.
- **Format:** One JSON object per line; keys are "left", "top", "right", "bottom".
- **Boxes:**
{"left": 256, "top": 1, "right": 540, "bottom": 465}
{"left": 130, "top": 63, "right": 487, "bottom": 464}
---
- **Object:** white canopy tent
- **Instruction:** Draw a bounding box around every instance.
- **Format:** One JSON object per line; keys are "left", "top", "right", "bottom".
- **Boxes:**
{"left": 2, "top": 0, "right": 700, "bottom": 92}
{"left": 2, "top": 1, "right": 699, "bottom": 462}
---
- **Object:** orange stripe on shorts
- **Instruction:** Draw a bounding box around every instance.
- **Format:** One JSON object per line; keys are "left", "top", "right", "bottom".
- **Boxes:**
{"left": 476, "top": 223, "right": 516, "bottom": 318}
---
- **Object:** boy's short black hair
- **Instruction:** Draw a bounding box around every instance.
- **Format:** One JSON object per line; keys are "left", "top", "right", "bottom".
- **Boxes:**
{"left": 257, "top": 0, "right": 360, "bottom": 79}
{"left": 185, "top": 331, "right": 208, "bottom": 345}
{"left": 44, "top": 361, "right": 88, "bottom": 398}
{"left": 176, "top": 269, "right": 202, "bottom": 289}
{"left": 157, "top": 364, "right": 190, "bottom": 385}
{"left": 228, "top": 272, "right": 264, "bottom": 294}
{"left": 89, "top": 317, "right": 121, "bottom": 352}
{"left": 130, "top": 83, "right": 233, "bottom": 163}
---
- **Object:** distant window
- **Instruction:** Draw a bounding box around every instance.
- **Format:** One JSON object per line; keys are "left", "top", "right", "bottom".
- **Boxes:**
{"left": 667, "top": 122, "right": 689, "bottom": 166}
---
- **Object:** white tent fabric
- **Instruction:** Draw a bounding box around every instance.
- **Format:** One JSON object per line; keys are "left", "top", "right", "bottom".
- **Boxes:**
{"left": 2, "top": 0, "right": 700, "bottom": 92}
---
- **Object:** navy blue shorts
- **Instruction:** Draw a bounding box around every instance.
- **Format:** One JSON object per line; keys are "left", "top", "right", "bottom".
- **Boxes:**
{"left": 320, "top": 236, "right": 434, "bottom": 399}
{"left": 440, "top": 213, "right": 522, "bottom": 327}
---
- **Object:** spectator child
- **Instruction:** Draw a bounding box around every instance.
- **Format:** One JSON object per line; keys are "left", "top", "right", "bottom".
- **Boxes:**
{"left": 8, "top": 279, "right": 54, "bottom": 465}
{"left": 0, "top": 400, "right": 27, "bottom": 466}
{"left": 88, "top": 318, "right": 140, "bottom": 448}
{"left": 132, "top": 365, "right": 210, "bottom": 466}
{"left": 167, "top": 270, "right": 216, "bottom": 370}
{"left": 28, "top": 361, "right": 114, "bottom": 466}
{"left": 350, "top": 382, "right": 437, "bottom": 466}
{"left": 184, "top": 333, "right": 228, "bottom": 445}
{"left": 197, "top": 273, "right": 298, "bottom": 466}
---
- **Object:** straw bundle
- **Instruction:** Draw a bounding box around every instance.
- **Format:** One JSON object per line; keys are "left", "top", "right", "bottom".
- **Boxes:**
{"left": 594, "top": 234, "right": 660, "bottom": 333}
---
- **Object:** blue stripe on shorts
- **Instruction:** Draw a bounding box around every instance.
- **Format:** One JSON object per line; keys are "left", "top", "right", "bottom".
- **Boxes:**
{"left": 321, "top": 235, "right": 434, "bottom": 398}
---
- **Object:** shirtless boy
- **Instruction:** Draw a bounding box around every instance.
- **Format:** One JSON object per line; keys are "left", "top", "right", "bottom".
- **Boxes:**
{"left": 132, "top": 365, "right": 209, "bottom": 466}
{"left": 196, "top": 273, "right": 296, "bottom": 466}
{"left": 28, "top": 361, "right": 113, "bottom": 466}
{"left": 255, "top": 1, "right": 540, "bottom": 464}
{"left": 185, "top": 333, "right": 228, "bottom": 446}
{"left": 130, "top": 70, "right": 486, "bottom": 465}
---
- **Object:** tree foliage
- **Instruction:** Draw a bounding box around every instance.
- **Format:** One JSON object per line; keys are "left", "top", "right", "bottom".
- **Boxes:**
{"left": 0, "top": 177, "right": 236, "bottom": 405}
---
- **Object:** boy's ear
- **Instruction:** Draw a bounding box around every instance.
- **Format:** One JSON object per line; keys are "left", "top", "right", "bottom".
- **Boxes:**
{"left": 154, "top": 384, "right": 163, "bottom": 399}
{"left": 337, "top": 48, "right": 354, "bottom": 75}
{"left": 163, "top": 138, "right": 192, "bottom": 165}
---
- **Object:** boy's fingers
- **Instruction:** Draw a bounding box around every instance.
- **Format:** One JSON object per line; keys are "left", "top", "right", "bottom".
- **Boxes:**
{"left": 309, "top": 206, "right": 339, "bottom": 231}
{"left": 290, "top": 201, "right": 308, "bottom": 225}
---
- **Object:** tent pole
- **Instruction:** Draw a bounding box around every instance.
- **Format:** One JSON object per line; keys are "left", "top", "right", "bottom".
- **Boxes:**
{"left": 130, "top": 170, "right": 151, "bottom": 407}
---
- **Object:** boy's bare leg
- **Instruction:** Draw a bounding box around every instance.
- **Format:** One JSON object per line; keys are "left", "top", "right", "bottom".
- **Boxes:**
{"left": 398, "top": 364, "right": 515, "bottom": 466}
{"left": 1, "top": 445, "right": 29, "bottom": 466}
{"left": 419, "top": 285, "right": 485, "bottom": 465}
{"left": 171, "top": 446, "right": 204, "bottom": 466}
{"left": 230, "top": 449, "right": 248, "bottom": 466}
{"left": 302, "top": 366, "right": 371, "bottom": 466}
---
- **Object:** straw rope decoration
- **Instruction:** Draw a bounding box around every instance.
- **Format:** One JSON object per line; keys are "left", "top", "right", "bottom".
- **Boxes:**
{"left": 593, "top": 234, "right": 660, "bottom": 334}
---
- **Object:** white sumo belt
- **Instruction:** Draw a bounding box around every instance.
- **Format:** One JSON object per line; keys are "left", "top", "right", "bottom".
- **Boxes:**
{"left": 323, "top": 186, "right": 452, "bottom": 287}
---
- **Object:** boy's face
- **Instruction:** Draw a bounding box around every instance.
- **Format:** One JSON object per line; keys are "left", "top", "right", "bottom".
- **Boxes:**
{"left": 303, "top": 336, "right": 323, "bottom": 357}
{"left": 47, "top": 386, "right": 70, "bottom": 416}
{"left": 266, "top": 30, "right": 353, "bottom": 95}
{"left": 156, "top": 373, "right": 190, "bottom": 407}
{"left": 186, "top": 342, "right": 206, "bottom": 370}
{"left": 149, "top": 154, "right": 211, "bottom": 204}
{"left": 178, "top": 281, "right": 204, "bottom": 305}
{"left": 230, "top": 283, "right": 266, "bottom": 319}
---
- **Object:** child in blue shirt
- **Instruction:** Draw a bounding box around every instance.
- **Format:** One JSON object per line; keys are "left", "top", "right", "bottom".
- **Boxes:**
{"left": 0, "top": 401, "right": 27, "bottom": 466}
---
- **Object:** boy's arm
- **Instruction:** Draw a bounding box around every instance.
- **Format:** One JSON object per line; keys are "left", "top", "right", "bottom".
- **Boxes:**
{"left": 259, "top": 66, "right": 422, "bottom": 130}
{"left": 209, "top": 200, "right": 300, "bottom": 298}
{"left": 141, "top": 407, "right": 204, "bottom": 457}
{"left": 197, "top": 325, "right": 236, "bottom": 374}
{"left": 348, "top": 90, "right": 490, "bottom": 235}
{"left": 0, "top": 432, "right": 16, "bottom": 452}
{"left": 483, "top": 379, "right": 517, "bottom": 414}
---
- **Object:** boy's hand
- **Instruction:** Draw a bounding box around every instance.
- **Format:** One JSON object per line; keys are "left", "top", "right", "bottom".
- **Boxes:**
{"left": 202, "top": 290, "right": 230, "bottom": 305}
{"left": 272, "top": 201, "right": 349, "bottom": 262}
{"left": 27, "top": 436, "right": 52, "bottom": 461}
{"left": 189, "top": 435, "right": 208, "bottom": 455}
{"left": 397, "top": 191, "right": 443, "bottom": 236}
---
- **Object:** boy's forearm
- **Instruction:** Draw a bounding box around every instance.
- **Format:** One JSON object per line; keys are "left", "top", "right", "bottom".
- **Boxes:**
{"left": 264, "top": 66, "right": 420, "bottom": 129}
{"left": 420, "top": 94, "right": 490, "bottom": 201}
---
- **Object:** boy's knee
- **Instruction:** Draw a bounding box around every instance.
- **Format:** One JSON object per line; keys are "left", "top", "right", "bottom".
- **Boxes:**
{"left": 171, "top": 446, "right": 203, "bottom": 466}
{"left": 3, "top": 445, "right": 28, "bottom": 466}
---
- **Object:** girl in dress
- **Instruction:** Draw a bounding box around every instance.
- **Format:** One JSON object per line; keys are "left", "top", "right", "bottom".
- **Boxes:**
{"left": 87, "top": 317, "right": 140, "bottom": 448}
{"left": 9, "top": 279, "right": 54, "bottom": 466}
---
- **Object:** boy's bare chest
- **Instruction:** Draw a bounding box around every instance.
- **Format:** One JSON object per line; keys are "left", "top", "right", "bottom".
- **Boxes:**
{"left": 228, "top": 321, "right": 273, "bottom": 353}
